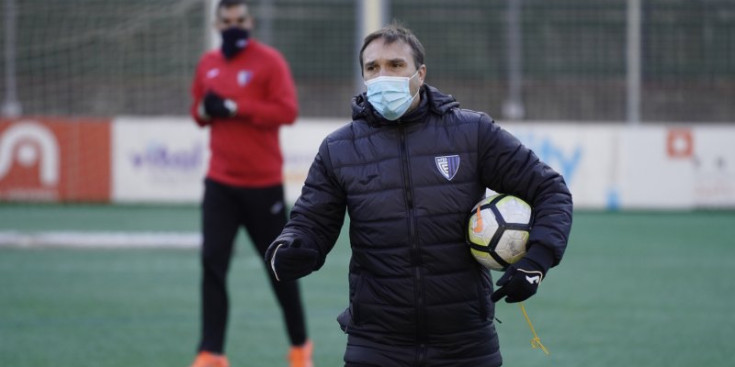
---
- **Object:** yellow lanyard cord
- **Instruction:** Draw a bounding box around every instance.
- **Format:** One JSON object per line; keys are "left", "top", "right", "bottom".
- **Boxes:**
{"left": 519, "top": 302, "right": 550, "bottom": 355}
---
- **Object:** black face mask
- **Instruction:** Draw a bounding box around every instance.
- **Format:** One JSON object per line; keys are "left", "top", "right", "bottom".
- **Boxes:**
{"left": 221, "top": 27, "right": 249, "bottom": 59}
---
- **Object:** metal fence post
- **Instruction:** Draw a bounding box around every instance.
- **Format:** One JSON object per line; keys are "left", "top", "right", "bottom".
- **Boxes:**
{"left": 355, "top": 0, "right": 389, "bottom": 96}
{"left": 627, "top": 0, "right": 642, "bottom": 125}
{"left": 502, "top": 0, "right": 524, "bottom": 121}
{"left": 2, "top": 0, "right": 22, "bottom": 117}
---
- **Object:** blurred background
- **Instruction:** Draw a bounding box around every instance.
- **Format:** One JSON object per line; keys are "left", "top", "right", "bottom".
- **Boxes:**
{"left": 1, "top": 1, "right": 734, "bottom": 366}
{"left": 3, "top": 0, "right": 734, "bottom": 121}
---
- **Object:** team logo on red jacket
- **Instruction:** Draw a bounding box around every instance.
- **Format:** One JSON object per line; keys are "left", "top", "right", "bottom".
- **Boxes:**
{"left": 435, "top": 155, "right": 460, "bottom": 181}
{"left": 237, "top": 70, "right": 252, "bottom": 86}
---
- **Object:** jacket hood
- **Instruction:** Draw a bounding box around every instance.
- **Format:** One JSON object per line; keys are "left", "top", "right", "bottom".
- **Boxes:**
{"left": 351, "top": 84, "right": 460, "bottom": 126}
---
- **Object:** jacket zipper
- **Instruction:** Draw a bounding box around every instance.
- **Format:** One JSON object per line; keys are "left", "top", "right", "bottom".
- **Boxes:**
{"left": 399, "top": 126, "right": 426, "bottom": 343}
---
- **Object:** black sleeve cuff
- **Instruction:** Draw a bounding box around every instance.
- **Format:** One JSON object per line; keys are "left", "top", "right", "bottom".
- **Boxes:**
{"left": 525, "top": 244, "right": 556, "bottom": 275}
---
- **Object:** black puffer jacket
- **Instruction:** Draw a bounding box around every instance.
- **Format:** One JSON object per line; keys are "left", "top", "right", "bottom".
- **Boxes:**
{"left": 277, "top": 85, "right": 572, "bottom": 356}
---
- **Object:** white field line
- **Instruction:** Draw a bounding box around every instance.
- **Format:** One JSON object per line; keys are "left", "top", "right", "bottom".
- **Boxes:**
{"left": 0, "top": 230, "right": 201, "bottom": 249}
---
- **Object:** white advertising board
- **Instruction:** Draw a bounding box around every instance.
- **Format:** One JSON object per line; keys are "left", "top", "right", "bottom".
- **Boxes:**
{"left": 108, "top": 117, "right": 735, "bottom": 209}
{"left": 502, "top": 122, "right": 618, "bottom": 209}
{"left": 691, "top": 126, "right": 735, "bottom": 208}
{"left": 281, "top": 118, "right": 342, "bottom": 203}
{"left": 616, "top": 126, "right": 694, "bottom": 209}
{"left": 112, "top": 117, "right": 209, "bottom": 203}
{"left": 111, "top": 117, "right": 337, "bottom": 204}
{"left": 502, "top": 123, "right": 735, "bottom": 209}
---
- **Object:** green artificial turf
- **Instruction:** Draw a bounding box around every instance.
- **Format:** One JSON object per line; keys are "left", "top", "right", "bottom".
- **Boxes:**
{"left": 0, "top": 205, "right": 733, "bottom": 366}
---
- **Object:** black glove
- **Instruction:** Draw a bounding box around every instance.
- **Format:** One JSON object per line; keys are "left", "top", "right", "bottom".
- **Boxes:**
{"left": 265, "top": 237, "right": 319, "bottom": 282}
{"left": 491, "top": 257, "right": 546, "bottom": 303}
{"left": 203, "top": 91, "right": 237, "bottom": 118}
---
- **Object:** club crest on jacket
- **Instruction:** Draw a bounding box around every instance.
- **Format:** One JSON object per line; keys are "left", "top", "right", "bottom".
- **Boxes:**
{"left": 238, "top": 70, "right": 252, "bottom": 86}
{"left": 435, "top": 155, "right": 460, "bottom": 181}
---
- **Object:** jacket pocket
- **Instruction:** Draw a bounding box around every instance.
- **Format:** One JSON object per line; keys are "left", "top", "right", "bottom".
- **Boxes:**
{"left": 477, "top": 270, "right": 493, "bottom": 321}
{"left": 337, "top": 307, "right": 353, "bottom": 333}
{"left": 350, "top": 274, "right": 366, "bottom": 325}
{"left": 339, "top": 273, "right": 366, "bottom": 333}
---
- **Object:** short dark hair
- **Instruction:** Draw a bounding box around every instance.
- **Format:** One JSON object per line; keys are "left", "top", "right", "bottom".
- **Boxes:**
{"left": 359, "top": 22, "right": 425, "bottom": 72}
{"left": 217, "top": 0, "right": 248, "bottom": 11}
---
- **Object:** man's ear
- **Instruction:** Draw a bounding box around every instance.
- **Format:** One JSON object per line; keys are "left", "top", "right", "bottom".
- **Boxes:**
{"left": 418, "top": 64, "right": 427, "bottom": 84}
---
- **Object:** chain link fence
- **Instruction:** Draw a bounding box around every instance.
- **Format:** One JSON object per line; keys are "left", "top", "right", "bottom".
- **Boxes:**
{"left": 1, "top": 0, "right": 734, "bottom": 122}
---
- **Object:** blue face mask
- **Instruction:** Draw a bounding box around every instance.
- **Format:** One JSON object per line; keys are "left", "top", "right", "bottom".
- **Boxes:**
{"left": 365, "top": 71, "right": 420, "bottom": 121}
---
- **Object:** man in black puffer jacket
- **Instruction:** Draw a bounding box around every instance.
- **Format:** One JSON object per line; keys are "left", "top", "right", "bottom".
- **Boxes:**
{"left": 265, "top": 23, "right": 573, "bottom": 367}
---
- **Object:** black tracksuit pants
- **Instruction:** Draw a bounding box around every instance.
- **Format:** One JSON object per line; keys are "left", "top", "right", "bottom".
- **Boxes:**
{"left": 198, "top": 178, "right": 307, "bottom": 353}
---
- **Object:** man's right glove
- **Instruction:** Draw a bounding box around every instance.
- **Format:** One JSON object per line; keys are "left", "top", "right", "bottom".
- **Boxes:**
{"left": 264, "top": 237, "right": 319, "bottom": 282}
{"left": 202, "top": 91, "right": 237, "bottom": 118}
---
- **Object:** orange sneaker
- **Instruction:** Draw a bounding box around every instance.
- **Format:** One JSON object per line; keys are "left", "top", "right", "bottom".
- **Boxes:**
{"left": 189, "top": 351, "right": 229, "bottom": 367}
{"left": 288, "top": 340, "right": 314, "bottom": 367}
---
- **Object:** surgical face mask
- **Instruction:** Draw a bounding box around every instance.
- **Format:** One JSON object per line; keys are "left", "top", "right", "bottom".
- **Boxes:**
{"left": 221, "top": 27, "right": 249, "bottom": 59}
{"left": 364, "top": 70, "right": 420, "bottom": 121}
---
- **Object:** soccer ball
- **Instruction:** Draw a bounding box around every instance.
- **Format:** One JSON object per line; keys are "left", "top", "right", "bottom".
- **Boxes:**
{"left": 466, "top": 194, "right": 533, "bottom": 271}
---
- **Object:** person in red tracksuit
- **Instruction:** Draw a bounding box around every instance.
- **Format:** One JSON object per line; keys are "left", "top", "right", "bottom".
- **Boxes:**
{"left": 188, "top": 1, "right": 312, "bottom": 367}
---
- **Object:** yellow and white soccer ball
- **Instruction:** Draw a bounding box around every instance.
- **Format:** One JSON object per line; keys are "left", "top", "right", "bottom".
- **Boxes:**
{"left": 466, "top": 194, "right": 533, "bottom": 271}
